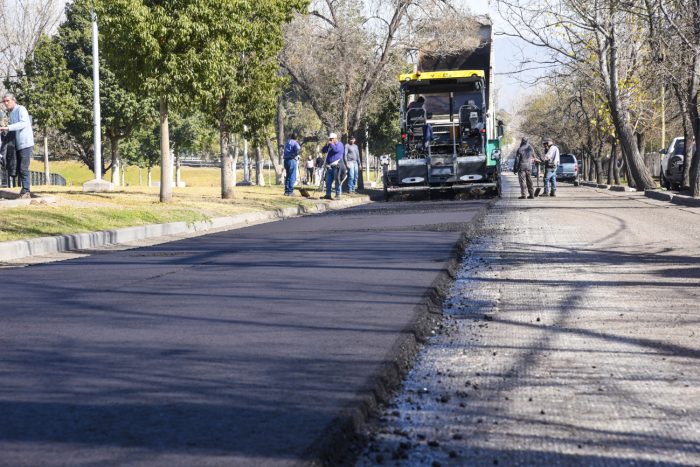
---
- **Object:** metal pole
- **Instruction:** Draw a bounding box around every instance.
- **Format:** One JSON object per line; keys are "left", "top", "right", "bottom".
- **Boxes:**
{"left": 92, "top": 11, "right": 102, "bottom": 180}
{"left": 661, "top": 84, "right": 666, "bottom": 150}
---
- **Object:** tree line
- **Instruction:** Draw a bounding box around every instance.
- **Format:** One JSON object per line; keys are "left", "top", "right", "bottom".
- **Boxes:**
{"left": 5, "top": 0, "right": 480, "bottom": 202}
{"left": 499, "top": 0, "right": 700, "bottom": 196}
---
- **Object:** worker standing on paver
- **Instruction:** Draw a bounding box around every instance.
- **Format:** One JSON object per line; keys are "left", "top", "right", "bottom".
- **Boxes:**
{"left": 513, "top": 137, "right": 535, "bottom": 199}
{"left": 542, "top": 137, "right": 560, "bottom": 197}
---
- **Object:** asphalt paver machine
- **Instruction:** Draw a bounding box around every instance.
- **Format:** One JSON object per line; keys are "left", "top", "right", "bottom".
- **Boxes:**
{"left": 383, "top": 21, "right": 503, "bottom": 200}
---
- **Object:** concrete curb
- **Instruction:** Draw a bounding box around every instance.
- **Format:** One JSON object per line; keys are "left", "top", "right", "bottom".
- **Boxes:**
{"left": 597, "top": 184, "right": 611, "bottom": 189}
{"left": 671, "top": 194, "right": 700, "bottom": 207}
{"left": 307, "top": 199, "right": 495, "bottom": 465}
{"left": 610, "top": 185, "right": 637, "bottom": 192}
{"left": 0, "top": 195, "right": 370, "bottom": 262}
{"left": 644, "top": 190, "right": 674, "bottom": 202}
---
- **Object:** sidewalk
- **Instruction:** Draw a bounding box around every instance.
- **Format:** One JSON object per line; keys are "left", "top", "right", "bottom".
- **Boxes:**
{"left": 358, "top": 173, "right": 700, "bottom": 465}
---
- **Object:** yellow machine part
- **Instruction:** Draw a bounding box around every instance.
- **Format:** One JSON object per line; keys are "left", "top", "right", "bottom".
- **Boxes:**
{"left": 398, "top": 69, "right": 485, "bottom": 82}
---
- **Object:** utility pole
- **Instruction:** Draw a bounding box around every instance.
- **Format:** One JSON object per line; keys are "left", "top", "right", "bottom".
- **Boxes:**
{"left": 661, "top": 84, "right": 666, "bottom": 150}
{"left": 83, "top": 9, "right": 113, "bottom": 192}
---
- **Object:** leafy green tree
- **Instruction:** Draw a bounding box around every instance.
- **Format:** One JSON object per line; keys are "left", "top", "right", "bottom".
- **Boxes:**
{"left": 40, "top": 0, "right": 155, "bottom": 182}
{"left": 99, "top": 0, "right": 249, "bottom": 201}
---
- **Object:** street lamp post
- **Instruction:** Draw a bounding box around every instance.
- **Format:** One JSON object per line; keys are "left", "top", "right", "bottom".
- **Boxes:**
{"left": 83, "top": 9, "right": 113, "bottom": 192}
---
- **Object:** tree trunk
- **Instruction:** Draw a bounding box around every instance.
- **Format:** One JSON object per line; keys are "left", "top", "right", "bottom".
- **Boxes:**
{"left": 232, "top": 136, "right": 239, "bottom": 187}
{"left": 159, "top": 96, "right": 172, "bottom": 202}
{"left": 138, "top": 167, "right": 142, "bottom": 186}
{"left": 254, "top": 145, "right": 264, "bottom": 186}
{"left": 595, "top": 157, "right": 604, "bottom": 184}
{"left": 220, "top": 121, "right": 234, "bottom": 199}
{"left": 110, "top": 136, "right": 121, "bottom": 186}
{"left": 276, "top": 95, "right": 285, "bottom": 165}
{"left": 607, "top": 140, "right": 617, "bottom": 185}
{"left": 147, "top": 167, "right": 152, "bottom": 187}
{"left": 265, "top": 137, "right": 284, "bottom": 185}
{"left": 614, "top": 154, "right": 622, "bottom": 186}
{"left": 600, "top": 26, "right": 655, "bottom": 189}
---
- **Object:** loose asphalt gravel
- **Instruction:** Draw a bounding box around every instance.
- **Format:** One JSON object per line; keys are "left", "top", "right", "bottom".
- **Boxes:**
{"left": 356, "top": 174, "right": 700, "bottom": 466}
{"left": 0, "top": 196, "right": 488, "bottom": 466}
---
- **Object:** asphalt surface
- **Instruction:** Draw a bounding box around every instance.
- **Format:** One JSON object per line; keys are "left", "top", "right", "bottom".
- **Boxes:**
{"left": 357, "top": 174, "right": 700, "bottom": 466}
{"left": 0, "top": 197, "right": 488, "bottom": 466}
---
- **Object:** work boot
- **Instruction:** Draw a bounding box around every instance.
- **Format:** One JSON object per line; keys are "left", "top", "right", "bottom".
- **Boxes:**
{"left": 518, "top": 195, "right": 526, "bottom": 199}
{"left": 527, "top": 194, "right": 534, "bottom": 199}
{"left": 550, "top": 190, "right": 556, "bottom": 197}
{"left": 18, "top": 192, "right": 31, "bottom": 199}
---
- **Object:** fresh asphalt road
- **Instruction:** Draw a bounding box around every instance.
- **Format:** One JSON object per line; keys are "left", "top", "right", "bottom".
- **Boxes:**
{"left": 0, "top": 198, "right": 487, "bottom": 466}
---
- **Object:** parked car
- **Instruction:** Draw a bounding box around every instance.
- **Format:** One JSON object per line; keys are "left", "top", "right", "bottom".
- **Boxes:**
{"left": 556, "top": 153, "right": 580, "bottom": 185}
{"left": 660, "top": 137, "right": 685, "bottom": 191}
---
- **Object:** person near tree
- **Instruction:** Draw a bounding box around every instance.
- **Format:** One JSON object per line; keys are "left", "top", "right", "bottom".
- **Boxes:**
{"left": 542, "top": 137, "right": 560, "bottom": 197}
{"left": 344, "top": 135, "right": 361, "bottom": 194}
{"left": 0, "top": 93, "right": 34, "bottom": 198}
{"left": 321, "top": 132, "right": 344, "bottom": 199}
{"left": 282, "top": 132, "right": 301, "bottom": 196}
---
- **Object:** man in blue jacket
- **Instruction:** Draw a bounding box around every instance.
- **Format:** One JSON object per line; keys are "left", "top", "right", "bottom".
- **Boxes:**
{"left": 283, "top": 132, "right": 301, "bottom": 196}
{"left": 321, "top": 133, "right": 344, "bottom": 199}
{"left": 1, "top": 93, "right": 34, "bottom": 198}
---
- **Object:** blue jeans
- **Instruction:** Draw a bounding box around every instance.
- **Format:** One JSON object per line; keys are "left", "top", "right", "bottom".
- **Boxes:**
{"left": 544, "top": 168, "right": 557, "bottom": 193}
{"left": 18, "top": 147, "right": 32, "bottom": 193}
{"left": 284, "top": 158, "right": 297, "bottom": 194}
{"left": 325, "top": 165, "right": 341, "bottom": 197}
{"left": 346, "top": 161, "right": 357, "bottom": 192}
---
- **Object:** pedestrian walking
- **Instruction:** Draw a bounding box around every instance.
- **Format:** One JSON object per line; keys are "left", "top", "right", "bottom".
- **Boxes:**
{"left": 513, "top": 137, "right": 535, "bottom": 199}
{"left": 542, "top": 137, "right": 560, "bottom": 196}
{"left": 344, "top": 135, "right": 361, "bottom": 194}
{"left": 283, "top": 132, "right": 301, "bottom": 196}
{"left": 305, "top": 155, "right": 314, "bottom": 184}
{"left": 0, "top": 93, "right": 34, "bottom": 198}
{"left": 314, "top": 153, "right": 324, "bottom": 186}
{"left": 321, "top": 132, "right": 344, "bottom": 200}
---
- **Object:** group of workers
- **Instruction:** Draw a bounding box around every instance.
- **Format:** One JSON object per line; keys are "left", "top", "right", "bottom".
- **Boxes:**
{"left": 513, "top": 137, "right": 560, "bottom": 199}
{"left": 282, "top": 132, "right": 362, "bottom": 199}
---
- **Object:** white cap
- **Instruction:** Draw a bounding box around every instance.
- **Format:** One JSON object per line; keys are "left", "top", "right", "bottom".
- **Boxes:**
{"left": 329, "top": 132, "right": 337, "bottom": 139}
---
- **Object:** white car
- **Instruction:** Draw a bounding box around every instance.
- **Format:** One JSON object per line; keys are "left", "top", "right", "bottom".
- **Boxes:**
{"left": 660, "top": 137, "right": 685, "bottom": 191}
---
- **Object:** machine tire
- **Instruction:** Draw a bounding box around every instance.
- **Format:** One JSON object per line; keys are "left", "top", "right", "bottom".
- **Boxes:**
{"left": 660, "top": 171, "right": 670, "bottom": 190}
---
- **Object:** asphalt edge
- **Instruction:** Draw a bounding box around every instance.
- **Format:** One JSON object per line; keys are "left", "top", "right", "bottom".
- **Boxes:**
{"left": 304, "top": 199, "right": 495, "bottom": 466}
{"left": 0, "top": 196, "right": 371, "bottom": 262}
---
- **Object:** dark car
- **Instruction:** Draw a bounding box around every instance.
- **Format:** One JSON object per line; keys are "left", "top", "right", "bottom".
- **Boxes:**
{"left": 556, "top": 153, "right": 580, "bottom": 185}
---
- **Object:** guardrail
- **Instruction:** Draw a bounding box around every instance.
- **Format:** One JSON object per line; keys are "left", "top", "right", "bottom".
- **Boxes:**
{"left": 0, "top": 167, "right": 66, "bottom": 188}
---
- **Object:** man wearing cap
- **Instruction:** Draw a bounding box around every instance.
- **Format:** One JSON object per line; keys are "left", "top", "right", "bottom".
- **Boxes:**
{"left": 542, "top": 137, "right": 560, "bottom": 196}
{"left": 321, "top": 133, "right": 344, "bottom": 199}
{"left": 282, "top": 132, "right": 301, "bottom": 196}
{"left": 513, "top": 136, "right": 535, "bottom": 199}
{"left": 344, "top": 135, "right": 361, "bottom": 194}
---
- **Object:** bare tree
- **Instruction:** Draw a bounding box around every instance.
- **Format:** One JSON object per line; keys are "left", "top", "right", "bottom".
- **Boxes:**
{"left": 281, "top": 0, "right": 481, "bottom": 136}
{"left": 0, "top": 0, "right": 64, "bottom": 80}
{"left": 498, "top": 0, "right": 657, "bottom": 189}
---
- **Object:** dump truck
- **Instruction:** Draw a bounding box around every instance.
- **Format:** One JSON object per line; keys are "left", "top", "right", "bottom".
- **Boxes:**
{"left": 382, "top": 22, "right": 503, "bottom": 200}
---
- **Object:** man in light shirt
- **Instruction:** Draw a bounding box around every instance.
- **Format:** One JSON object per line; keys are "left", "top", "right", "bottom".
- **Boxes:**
{"left": 0, "top": 93, "right": 34, "bottom": 199}
{"left": 542, "top": 138, "right": 560, "bottom": 197}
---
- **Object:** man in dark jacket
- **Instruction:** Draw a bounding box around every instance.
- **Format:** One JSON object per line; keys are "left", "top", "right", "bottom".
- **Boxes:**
{"left": 321, "top": 132, "right": 344, "bottom": 199}
{"left": 513, "top": 137, "right": 535, "bottom": 199}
